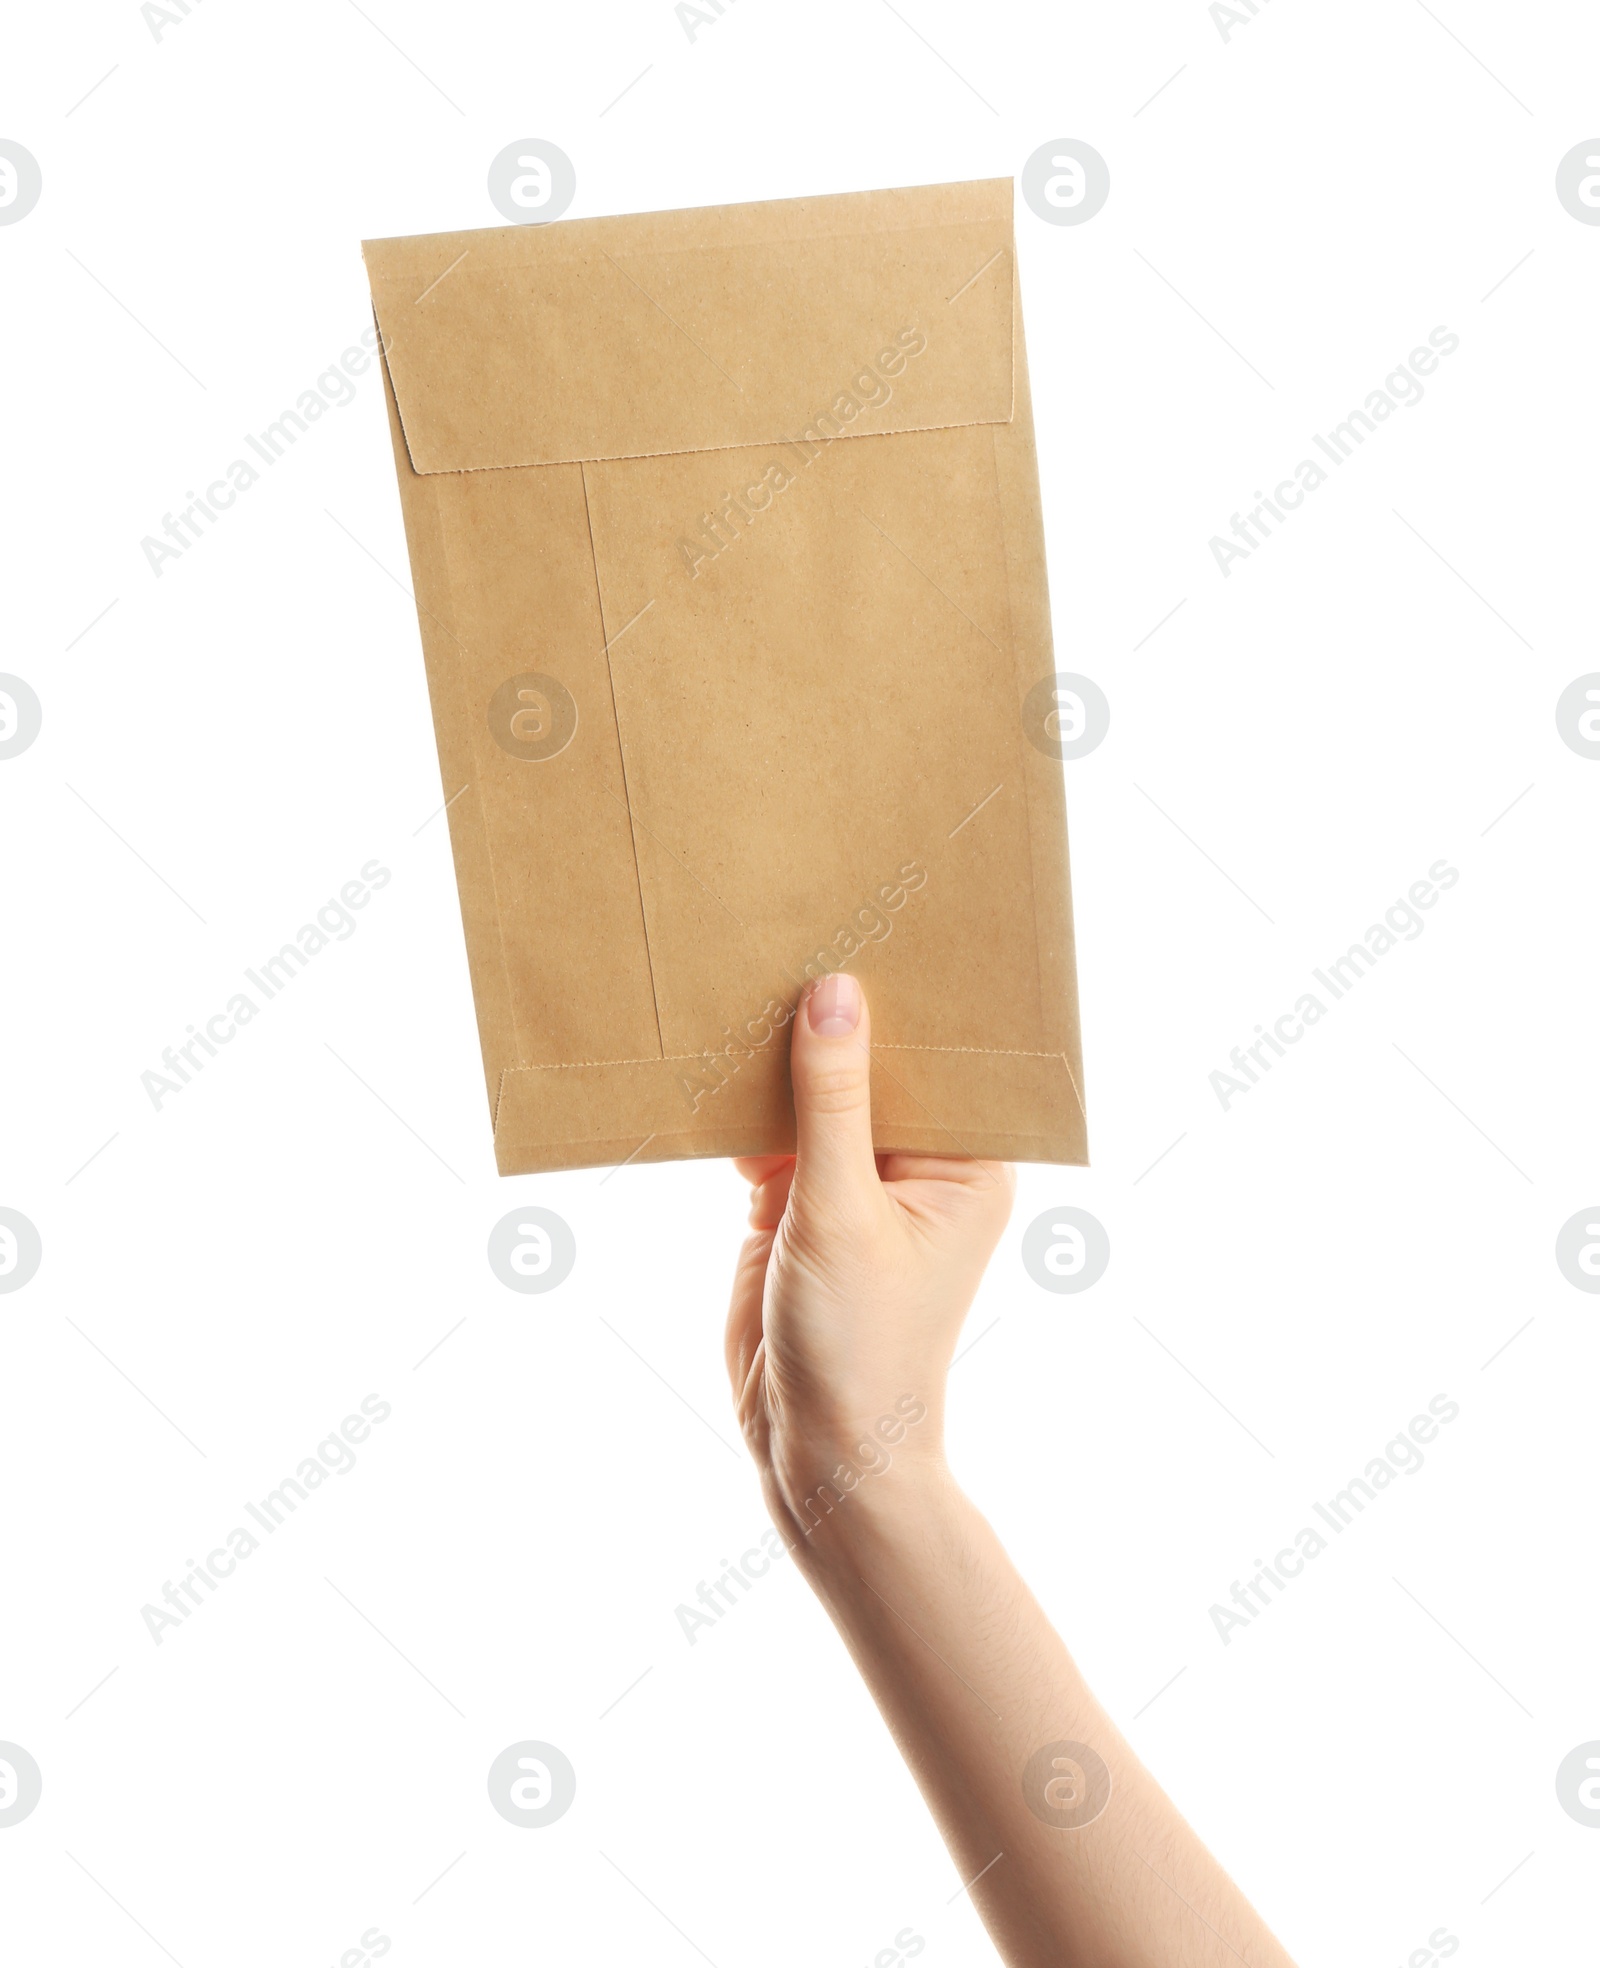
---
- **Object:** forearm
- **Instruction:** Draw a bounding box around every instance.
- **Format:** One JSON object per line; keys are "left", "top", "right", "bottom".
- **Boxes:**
{"left": 782, "top": 1458, "right": 1295, "bottom": 1968}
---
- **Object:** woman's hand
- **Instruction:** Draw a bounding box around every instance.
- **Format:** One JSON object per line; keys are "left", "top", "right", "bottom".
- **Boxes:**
{"left": 720, "top": 973, "right": 1297, "bottom": 1968}
{"left": 724, "top": 971, "right": 1013, "bottom": 1551}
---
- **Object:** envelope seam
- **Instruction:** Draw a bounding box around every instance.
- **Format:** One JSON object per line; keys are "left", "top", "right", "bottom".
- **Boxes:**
{"left": 988, "top": 414, "right": 1049, "bottom": 1047}
{"left": 368, "top": 207, "right": 1010, "bottom": 280}
{"left": 374, "top": 308, "right": 424, "bottom": 476}
{"left": 424, "top": 447, "right": 527, "bottom": 1077}
{"left": 379, "top": 330, "right": 526, "bottom": 1095}
{"left": 580, "top": 461, "right": 667, "bottom": 1061}
{"left": 878, "top": 1045, "right": 1069, "bottom": 1057}
{"left": 1060, "top": 1051, "right": 1088, "bottom": 1126}
{"left": 497, "top": 1128, "right": 1083, "bottom": 1159}
{"left": 398, "top": 416, "right": 1015, "bottom": 478}
{"left": 499, "top": 1047, "right": 1072, "bottom": 1071}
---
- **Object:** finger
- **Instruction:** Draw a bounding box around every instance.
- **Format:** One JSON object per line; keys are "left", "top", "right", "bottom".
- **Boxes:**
{"left": 789, "top": 973, "right": 879, "bottom": 1217}
{"left": 733, "top": 1154, "right": 795, "bottom": 1184}
{"left": 877, "top": 1152, "right": 1014, "bottom": 1191}
{"left": 748, "top": 1163, "right": 796, "bottom": 1229}
{"left": 885, "top": 1163, "right": 1015, "bottom": 1247}
{"left": 724, "top": 1228, "right": 774, "bottom": 1400}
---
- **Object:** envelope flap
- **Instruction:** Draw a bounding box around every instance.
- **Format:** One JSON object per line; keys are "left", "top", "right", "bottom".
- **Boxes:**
{"left": 363, "top": 179, "right": 1014, "bottom": 473}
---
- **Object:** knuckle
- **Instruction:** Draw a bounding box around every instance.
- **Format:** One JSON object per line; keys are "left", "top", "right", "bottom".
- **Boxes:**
{"left": 796, "top": 1063, "right": 870, "bottom": 1117}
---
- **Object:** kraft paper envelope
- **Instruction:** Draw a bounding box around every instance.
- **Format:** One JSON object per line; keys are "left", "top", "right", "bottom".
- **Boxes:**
{"left": 362, "top": 177, "right": 1087, "bottom": 1176}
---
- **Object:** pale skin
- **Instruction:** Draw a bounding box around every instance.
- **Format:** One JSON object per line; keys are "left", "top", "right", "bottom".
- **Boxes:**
{"left": 726, "top": 972, "right": 1297, "bottom": 1968}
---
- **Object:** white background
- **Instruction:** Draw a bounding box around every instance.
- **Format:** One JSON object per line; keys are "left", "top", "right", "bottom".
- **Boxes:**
{"left": 3, "top": 1, "right": 1597, "bottom": 1963}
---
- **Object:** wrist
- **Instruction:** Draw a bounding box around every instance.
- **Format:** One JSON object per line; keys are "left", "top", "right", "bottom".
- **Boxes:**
{"left": 768, "top": 1386, "right": 941, "bottom": 1485}
{"left": 768, "top": 1435, "right": 961, "bottom": 1579}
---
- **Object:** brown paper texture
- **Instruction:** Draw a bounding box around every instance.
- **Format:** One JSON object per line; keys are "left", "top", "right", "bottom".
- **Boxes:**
{"left": 363, "top": 178, "right": 1087, "bottom": 1175}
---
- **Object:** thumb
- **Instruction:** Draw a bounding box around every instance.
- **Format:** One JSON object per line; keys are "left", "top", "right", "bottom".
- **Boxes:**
{"left": 789, "top": 972, "right": 878, "bottom": 1214}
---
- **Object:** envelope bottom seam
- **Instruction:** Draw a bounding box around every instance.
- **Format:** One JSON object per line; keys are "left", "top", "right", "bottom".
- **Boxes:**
{"left": 496, "top": 1127, "right": 1087, "bottom": 1162}
{"left": 502, "top": 1045, "right": 1072, "bottom": 1071}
